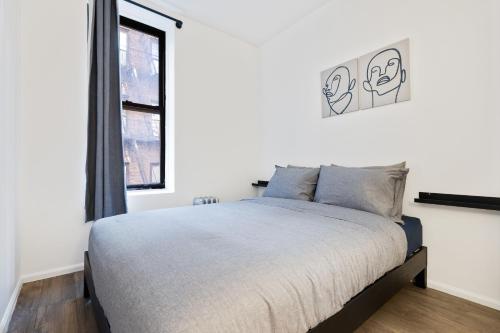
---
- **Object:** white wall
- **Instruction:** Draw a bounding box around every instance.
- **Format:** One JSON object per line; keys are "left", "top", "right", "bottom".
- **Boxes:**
{"left": 0, "top": 0, "right": 19, "bottom": 329}
{"left": 17, "top": 0, "right": 91, "bottom": 279}
{"left": 16, "top": 0, "right": 259, "bottom": 277}
{"left": 257, "top": 0, "right": 500, "bottom": 309}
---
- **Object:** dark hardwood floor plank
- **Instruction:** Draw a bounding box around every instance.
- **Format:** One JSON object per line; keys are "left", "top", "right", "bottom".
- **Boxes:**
{"left": 8, "top": 279, "right": 44, "bottom": 333}
{"left": 7, "top": 272, "right": 500, "bottom": 333}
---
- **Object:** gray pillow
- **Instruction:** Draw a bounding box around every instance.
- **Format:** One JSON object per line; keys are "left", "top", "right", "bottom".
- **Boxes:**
{"left": 263, "top": 166, "right": 319, "bottom": 201}
{"left": 332, "top": 162, "right": 408, "bottom": 222}
{"left": 315, "top": 165, "right": 408, "bottom": 222}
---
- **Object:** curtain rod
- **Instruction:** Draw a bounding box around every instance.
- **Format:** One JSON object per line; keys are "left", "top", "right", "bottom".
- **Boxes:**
{"left": 123, "top": 0, "right": 183, "bottom": 29}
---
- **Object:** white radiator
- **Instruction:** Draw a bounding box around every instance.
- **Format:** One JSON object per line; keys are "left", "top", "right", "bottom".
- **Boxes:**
{"left": 193, "top": 196, "right": 219, "bottom": 205}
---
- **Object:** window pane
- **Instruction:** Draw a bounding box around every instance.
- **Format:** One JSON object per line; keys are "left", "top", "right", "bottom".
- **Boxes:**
{"left": 119, "top": 26, "right": 160, "bottom": 106}
{"left": 119, "top": 30, "right": 128, "bottom": 66}
{"left": 122, "top": 109, "right": 161, "bottom": 186}
{"left": 150, "top": 163, "right": 160, "bottom": 183}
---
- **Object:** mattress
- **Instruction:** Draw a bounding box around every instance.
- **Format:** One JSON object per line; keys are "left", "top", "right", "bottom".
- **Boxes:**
{"left": 89, "top": 198, "right": 407, "bottom": 333}
{"left": 400, "top": 215, "right": 423, "bottom": 257}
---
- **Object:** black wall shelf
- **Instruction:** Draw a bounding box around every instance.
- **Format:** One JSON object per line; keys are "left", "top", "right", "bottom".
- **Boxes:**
{"left": 414, "top": 192, "right": 500, "bottom": 211}
{"left": 252, "top": 180, "right": 269, "bottom": 188}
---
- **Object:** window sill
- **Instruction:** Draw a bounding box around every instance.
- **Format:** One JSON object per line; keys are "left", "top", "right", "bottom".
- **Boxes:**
{"left": 127, "top": 188, "right": 174, "bottom": 197}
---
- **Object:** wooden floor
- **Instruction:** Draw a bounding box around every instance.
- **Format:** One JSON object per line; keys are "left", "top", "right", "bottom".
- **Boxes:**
{"left": 8, "top": 272, "right": 500, "bottom": 333}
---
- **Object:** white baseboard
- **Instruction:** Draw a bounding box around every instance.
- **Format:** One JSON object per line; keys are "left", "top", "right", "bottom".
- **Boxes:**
{"left": 428, "top": 280, "right": 500, "bottom": 311}
{"left": 0, "top": 280, "right": 22, "bottom": 333}
{"left": 20, "top": 263, "right": 83, "bottom": 284}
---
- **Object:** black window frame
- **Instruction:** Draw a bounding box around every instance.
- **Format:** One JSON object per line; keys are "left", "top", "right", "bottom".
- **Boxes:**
{"left": 120, "top": 16, "right": 166, "bottom": 191}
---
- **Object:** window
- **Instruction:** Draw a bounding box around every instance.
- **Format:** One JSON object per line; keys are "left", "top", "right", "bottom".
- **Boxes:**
{"left": 119, "top": 16, "right": 166, "bottom": 190}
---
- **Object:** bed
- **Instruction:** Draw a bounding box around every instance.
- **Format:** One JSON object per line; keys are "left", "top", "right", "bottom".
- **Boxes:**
{"left": 84, "top": 197, "right": 427, "bottom": 333}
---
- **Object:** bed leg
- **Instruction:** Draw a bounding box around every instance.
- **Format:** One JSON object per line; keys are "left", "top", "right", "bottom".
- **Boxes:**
{"left": 84, "top": 274, "right": 90, "bottom": 298}
{"left": 84, "top": 251, "right": 91, "bottom": 299}
{"left": 413, "top": 268, "right": 427, "bottom": 289}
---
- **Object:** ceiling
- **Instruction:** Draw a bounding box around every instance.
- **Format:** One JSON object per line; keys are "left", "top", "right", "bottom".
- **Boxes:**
{"left": 158, "top": 0, "right": 332, "bottom": 45}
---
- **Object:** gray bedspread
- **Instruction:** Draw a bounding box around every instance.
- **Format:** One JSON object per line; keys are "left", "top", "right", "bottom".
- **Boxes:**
{"left": 89, "top": 197, "right": 407, "bottom": 333}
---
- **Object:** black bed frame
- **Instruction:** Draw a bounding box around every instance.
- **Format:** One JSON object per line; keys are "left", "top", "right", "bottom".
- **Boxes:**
{"left": 84, "top": 246, "right": 427, "bottom": 333}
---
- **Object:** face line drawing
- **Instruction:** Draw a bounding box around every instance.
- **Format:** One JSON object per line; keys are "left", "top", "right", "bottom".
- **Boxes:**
{"left": 372, "top": 58, "right": 400, "bottom": 89}
{"left": 322, "top": 65, "right": 356, "bottom": 116}
{"left": 363, "top": 47, "right": 406, "bottom": 108}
